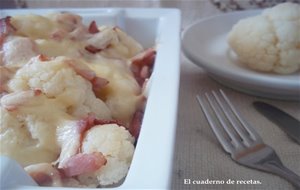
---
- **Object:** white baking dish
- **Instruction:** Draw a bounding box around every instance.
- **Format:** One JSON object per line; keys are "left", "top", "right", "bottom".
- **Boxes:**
{"left": 0, "top": 8, "right": 181, "bottom": 190}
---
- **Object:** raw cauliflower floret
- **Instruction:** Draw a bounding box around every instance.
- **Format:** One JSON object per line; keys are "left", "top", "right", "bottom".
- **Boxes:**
{"left": 8, "top": 56, "right": 111, "bottom": 119}
{"left": 78, "top": 124, "right": 135, "bottom": 186}
{"left": 228, "top": 2, "right": 300, "bottom": 74}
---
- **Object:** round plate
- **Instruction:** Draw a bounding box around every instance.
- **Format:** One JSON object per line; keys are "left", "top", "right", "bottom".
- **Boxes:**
{"left": 182, "top": 10, "right": 300, "bottom": 101}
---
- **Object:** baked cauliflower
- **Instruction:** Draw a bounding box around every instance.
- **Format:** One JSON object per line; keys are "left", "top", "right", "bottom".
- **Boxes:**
{"left": 78, "top": 124, "right": 135, "bottom": 186}
{"left": 8, "top": 56, "right": 112, "bottom": 119}
{"left": 228, "top": 2, "right": 300, "bottom": 74}
{"left": 0, "top": 12, "right": 156, "bottom": 188}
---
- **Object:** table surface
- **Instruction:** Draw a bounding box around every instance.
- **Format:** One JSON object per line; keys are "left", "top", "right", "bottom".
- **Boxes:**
{"left": 7, "top": 1, "right": 300, "bottom": 189}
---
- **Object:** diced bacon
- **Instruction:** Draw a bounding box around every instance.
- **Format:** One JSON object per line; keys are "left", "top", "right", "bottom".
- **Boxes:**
{"left": 25, "top": 163, "right": 62, "bottom": 187}
{"left": 91, "top": 77, "right": 109, "bottom": 92}
{"left": 129, "top": 110, "right": 144, "bottom": 139}
{"left": 88, "top": 21, "right": 100, "bottom": 34}
{"left": 31, "top": 172, "right": 53, "bottom": 186}
{"left": 66, "top": 60, "right": 109, "bottom": 92}
{"left": 140, "top": 65, "right": 150, "bottom": 79}
{"left": 131, "top": 48, "right": 156, "bottom": 66}
{"left": 57, "top": 116, "right": 123, "bottom": 174}
{"left": 94, "top": 118, "right": 124, "bottom": 127}
{"left": 0, "top": 16, "right": 17, "bottom": 46}
{"left": 85, "top": 28, "right": 115, "bottom": 54}
{"left": 57, "top": 116, "right": 114, "bottom": 168}
{"left": 57, "top": 119, "right": 88, "bottom": 167}
{"left": 85, "top": 45, "right": 102, "bottom": 54}
{"left": 55, "top": 12, "right": 82, "bottom": 32}
{"left": 68, "top": 62, "right": 96, "bottom": 80}
{"left": 0, "top": 89, "right": 42, "bottom": 111}
{"left": 34, "top": 89, "right": 42, "bottom": 96}
{"left": 38, "top": 54, "right": 50, "bottom": 61}
{"left": 83, "top": 113, "right": 124, "bottom": 129}
{"left": 0, "top": 16, "right": 17, "bottom": 34}
{"left": 130, "top": 48, "right": 156, "bottom": 86}
{"left": 0, "top": 66, "right": 13, "bottom": 93}
{"left": 51, "top": 26, "right": 87, "bottom": 41}
{"left": 83, "top": 113, "right": 97, "bottom": 127}
{"left": 69, "top": 26, "right": 88, "bottom": 41}
{"left": 61, "top": 152, "right": 107, "bottom": 177}
{"left": 51, "top": 29, "right": 67, "bottom": 41}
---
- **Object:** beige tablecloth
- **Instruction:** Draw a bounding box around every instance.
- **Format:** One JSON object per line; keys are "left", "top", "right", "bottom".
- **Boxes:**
{"left": 9, "top": 1, "right": 300, "bottom": 189}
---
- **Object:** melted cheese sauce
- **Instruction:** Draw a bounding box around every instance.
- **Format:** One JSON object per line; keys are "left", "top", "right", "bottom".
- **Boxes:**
{"left": 0, "top": 13, "right": 144, "bottom": 167}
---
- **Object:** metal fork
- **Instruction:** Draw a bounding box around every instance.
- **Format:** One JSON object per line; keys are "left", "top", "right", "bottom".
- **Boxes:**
{"left": 196, "top": 90, "right": 300, "bottom": 189}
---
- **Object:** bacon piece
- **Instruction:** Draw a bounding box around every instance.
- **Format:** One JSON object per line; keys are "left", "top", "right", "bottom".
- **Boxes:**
{"left": 88, "top": 21, "right": 100, "bottom": 34}
{"left": 51, "top": 29, "right": 67, "bottom": 41}
{"left": 83, "top": 113, "right": 124, "bottom": 129}
{"left": 130, "top": 48, "right": 156, "bottom": 86}
{"left": 66, "top": 60, "right": 109, "bottom": 92}
{"left": 55, "top": 12, "right": 82, "bottom": 32}
{"left": 0, "top": 16, "right": 16, "bottom": 35}
{"left": 25, "top": 163, "right": 62, "bottom": 187}
{"left": 57, "top": 116, "right": 98, "bottom": 167}
{"left": 76, "top": 68, "right": 94, "bottom": 80}
{"left": 90, "top": 77, "right": 109, "bottom": 93}
{"left": 51, "top": 25, "right": 87, "bottom": 41}
{"left": 32, "top": 172, "right": 54, "bottom": 186}
{"left": 85, "top": 28, "right": 115, "bottom": 54}
{"left": 129, "top": 110, "right": 144, "bottom": 139}
{"left": 131, "top": 48, "right": 156, "bottom": 67}
{"left": 57, "top": 119, "right": 88, "bottom": 167}
{"left": 85, "top": 45, "right": 102, "bottom": 54}
{"left": 70, "top": 26, "right": 88, "bottom": 41}
{"left": 94, "top": 118, "right": 124, "bottom": 126}
{"left": 57, "top": 115, "right": 113, "bottom": 167}
{"left": 0, "top": 16, "right": 17, "bottom": 46}
{"left": 57, "top": 114, "right": 123, "bottom": 170}
{"left": 0, "top": 89, "right": 42, "bottom": 111}
{"left": 0, "top": 66, "right": 13, "bottom": 93}
{"left": 38, "top": 54, "right": 50, "bottom": 61}
{"left": 83, "top": 113, "right": 97, "bottom": 127}
{"left": 61, "top": 152, "right": 107, "bottom": 177}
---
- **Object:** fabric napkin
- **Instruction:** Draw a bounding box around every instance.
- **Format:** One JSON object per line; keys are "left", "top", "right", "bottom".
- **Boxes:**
{"left": 171, "top": 59, "right": 300, "bottom": 190}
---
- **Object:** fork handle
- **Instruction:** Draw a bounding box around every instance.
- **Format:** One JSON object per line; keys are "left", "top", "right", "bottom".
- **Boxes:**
{"left": 265, "top": 160, "right": 300, "bottom": 189}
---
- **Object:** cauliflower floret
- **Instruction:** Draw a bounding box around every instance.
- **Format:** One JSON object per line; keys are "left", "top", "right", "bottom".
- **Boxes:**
{"left": 228, "top": 2, "right": 300, "bottom": 74}
{"left": 89, "top": 26, "right": 143, "bottom": 60}
{"left": 0, "top": 94, "right": 66, "bottom": 166}
{"left": 2, "top": 36, "right": 38, "bottom": 66}
{"left": 0, "top": 107, "right": 38, "bottom": 166}
{"left": 8, "top": 56, "right": 111, "bottom": 119}
{"left": 89, "top": 57, "right": 142, "bottom": 126}
{"left": 0, "top": 12, "right": 148, "bottom": 188}
{"left": 78, "top": 124, "right": 135, "bottom": 186}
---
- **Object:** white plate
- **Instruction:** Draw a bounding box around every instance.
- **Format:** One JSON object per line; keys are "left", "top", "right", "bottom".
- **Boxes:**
{"left": 182, "top": 10, "right": 300, "bottom": 101}
{"left": 0, "top": 8, "right": 181, "bottom": 189}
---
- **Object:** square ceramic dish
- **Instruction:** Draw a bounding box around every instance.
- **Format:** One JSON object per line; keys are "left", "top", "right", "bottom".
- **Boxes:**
{"left": 0, "top": 8, "right": 181, "bottom": 189}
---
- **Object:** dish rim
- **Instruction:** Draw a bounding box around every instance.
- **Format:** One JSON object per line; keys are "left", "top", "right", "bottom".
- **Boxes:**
{"left": 0, "top": 7, "right": 181, "bottom": 189}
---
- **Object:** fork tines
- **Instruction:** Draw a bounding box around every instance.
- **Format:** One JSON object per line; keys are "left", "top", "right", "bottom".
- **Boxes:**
{"left": 196, "top": 90, "right": 263, "bottom": 154}
{"left": 196, "top": 90, "right": 300, "bottom": 188}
